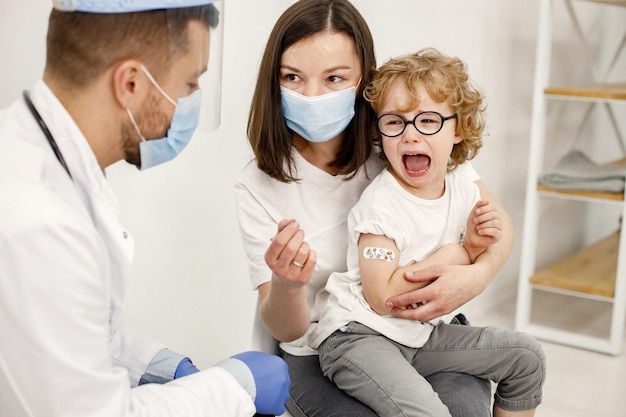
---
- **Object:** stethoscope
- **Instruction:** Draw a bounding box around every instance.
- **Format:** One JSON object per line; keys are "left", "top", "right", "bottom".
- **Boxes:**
{"left": 23, "top": 90, "right": 73, "bottom": 179}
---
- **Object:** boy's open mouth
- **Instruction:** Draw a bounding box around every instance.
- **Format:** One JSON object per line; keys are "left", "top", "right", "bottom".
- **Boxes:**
{"left": 403, "top": 153, "right": 430, "bottom": 174}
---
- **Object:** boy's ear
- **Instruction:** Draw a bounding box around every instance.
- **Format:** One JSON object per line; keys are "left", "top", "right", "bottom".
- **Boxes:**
{"left": 454, "top": 114, "right": 470, "bottom": 144}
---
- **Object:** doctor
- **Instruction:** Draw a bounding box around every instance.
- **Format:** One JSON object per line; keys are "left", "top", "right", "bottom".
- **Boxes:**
{"left": 0, "top": 1, "right": 289, "bottom": 416}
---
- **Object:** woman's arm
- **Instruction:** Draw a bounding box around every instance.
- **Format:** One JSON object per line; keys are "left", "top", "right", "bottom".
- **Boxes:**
{"left": 359, "top": 234, "right": 470, "bottom": 315}
{"left": 258, "top": 219, "right": 317, "bottom": 342}
{"left": 386, "top": 179, "right": 514, "bottom": 322}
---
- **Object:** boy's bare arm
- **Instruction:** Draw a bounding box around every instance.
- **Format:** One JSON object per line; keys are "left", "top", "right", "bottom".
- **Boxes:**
{"left": 359, "top": 234, "right": 470, "bottom": 316}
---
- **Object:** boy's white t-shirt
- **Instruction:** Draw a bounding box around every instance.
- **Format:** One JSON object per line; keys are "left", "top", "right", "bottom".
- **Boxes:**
{"left": 235, "top": 149, "right": 480, "bottom": 355}
{"left": 309, "top": 168, "right": 481, "bottom": 349}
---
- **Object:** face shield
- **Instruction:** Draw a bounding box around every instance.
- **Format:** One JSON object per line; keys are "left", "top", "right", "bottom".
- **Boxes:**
{"left": 52, "top": 0, "right": 224, "bottom": 134}
{"left": 191, "top": 0, "right": 223, "bottom": 134}
{"left": 163, "top": 1, "right": 224, "bottom": 135}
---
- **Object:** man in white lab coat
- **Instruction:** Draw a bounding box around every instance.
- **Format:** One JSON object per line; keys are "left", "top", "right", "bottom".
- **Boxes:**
{"left": 0, "top": 1, "right": 290, "bottom": 416}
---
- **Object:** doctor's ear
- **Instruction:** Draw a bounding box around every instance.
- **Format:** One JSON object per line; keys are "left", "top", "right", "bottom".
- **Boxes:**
{"left": 111, "top": 60, "right": 148, "bottom": 110}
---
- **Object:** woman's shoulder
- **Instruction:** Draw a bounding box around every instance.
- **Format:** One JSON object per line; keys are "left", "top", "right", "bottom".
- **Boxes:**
{"left": 357, "top": 169, "right": 396, "bottom": 205}
{"left": 451, "top": 161, "right": 480, "bottom": 182}
{"left": 363, "top": 150, "right": 385, "bottom": 176}
{"left": 237, "top": 157, "right": 272, "bottom": 186}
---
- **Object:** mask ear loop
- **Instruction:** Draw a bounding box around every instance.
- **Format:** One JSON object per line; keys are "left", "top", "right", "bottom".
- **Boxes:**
{"left": 140, "top": 64, "right": 177, "bottom": 106}
{"left": 126, "top": 108, "right": 146, "bottom": 142}
{"left": 353, "top": 77, "right": 363, "bottom": 98}
{"left": 126, "top": 64, "right": 178, "bottom": 143}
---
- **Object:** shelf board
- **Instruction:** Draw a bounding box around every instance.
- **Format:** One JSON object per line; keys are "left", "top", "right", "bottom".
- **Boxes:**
{"left": 537, "top": 184, "right": 624, "bottom": 201}
{"left": 580, "top": 0, "right": 626, "bottom": 6}
{"left": 530, "top": 231, "right": 619, "bottom": 298}
{"left": 544, "top": 83, "right": 626, "bottom": 100}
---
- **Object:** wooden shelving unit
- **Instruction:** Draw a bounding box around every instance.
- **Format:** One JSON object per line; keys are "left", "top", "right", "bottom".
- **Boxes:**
{"left": 537, "top": 184, "right": 624, "bottom": 201}
{"left": 515, "top": 0, "right": 626, "bottom": 355}
{"left": 529, "top": 231, "right": 618, "bottom": 298}
{"left": 545, "top": 83, "right": 626, "bottom": 100}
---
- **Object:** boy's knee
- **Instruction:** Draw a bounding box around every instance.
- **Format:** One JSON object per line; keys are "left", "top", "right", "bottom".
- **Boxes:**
{"left": 494, "top": 333, "right": 546, "bottom": 410}
{"left": 522, "top": 333, "right": 545, "bottom": 365}
{"left": 514, "top": 333, "right": 546, "bottom": 386}
{"left": 482, "top": 327, "right": 546, "bottom": 384}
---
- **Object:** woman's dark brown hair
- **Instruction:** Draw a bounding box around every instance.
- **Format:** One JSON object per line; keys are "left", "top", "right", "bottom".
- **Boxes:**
{"left": 247, "top": 0, "right": 377, "bottom": 182}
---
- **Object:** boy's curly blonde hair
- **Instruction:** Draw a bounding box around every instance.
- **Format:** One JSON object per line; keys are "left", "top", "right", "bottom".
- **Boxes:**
{"left": 364, "top": 47, "right": 486, "bottom": 171}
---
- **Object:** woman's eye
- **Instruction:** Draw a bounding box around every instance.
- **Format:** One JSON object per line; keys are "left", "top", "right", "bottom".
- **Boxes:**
{"left": 284, "top": 74, "right": 299, "bottom": 82}
{"left": 328, "top": 75, "right": 342, "bottom": 83}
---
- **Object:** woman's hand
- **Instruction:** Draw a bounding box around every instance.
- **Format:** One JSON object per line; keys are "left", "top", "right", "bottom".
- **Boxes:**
{"left": 260, "top": 219, "right": 317, "bottom": 342}
{"left": 385, "top": 263, "right": 488, "bottom": 322}
{"left": 264, "top": 219, "right": 317, "bottom": 288}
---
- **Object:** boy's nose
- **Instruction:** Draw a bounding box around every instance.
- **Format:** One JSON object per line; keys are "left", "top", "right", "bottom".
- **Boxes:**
{"left": 402, "top": 123, "right": 423, "bottom": 142}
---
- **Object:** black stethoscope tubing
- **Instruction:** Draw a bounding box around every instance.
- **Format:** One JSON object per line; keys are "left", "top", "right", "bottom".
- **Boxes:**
{"left": 23, "top": 90, "right": 73, "bottom": 179}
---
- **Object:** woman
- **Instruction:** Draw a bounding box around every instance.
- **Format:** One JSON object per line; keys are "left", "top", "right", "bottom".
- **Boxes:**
{"left": 235, "top": 1, "right": 514, "bottom": 416}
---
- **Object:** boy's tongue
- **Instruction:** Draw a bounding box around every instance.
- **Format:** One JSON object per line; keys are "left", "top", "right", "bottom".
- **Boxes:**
{"left": 404, "top": 154, "right": 430, "bottom": 173}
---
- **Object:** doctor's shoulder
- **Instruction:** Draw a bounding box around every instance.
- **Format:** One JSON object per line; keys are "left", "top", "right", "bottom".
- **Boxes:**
{"left": 0, "top": 125, "right": 88, "bottom": 239}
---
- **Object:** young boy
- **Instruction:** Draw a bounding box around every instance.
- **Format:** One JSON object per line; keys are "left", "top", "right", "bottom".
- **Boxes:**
{"left": 309, "top": 48, "right": 545, "bottom": 417}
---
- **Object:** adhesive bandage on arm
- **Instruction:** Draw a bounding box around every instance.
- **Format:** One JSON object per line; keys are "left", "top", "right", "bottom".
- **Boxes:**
{"left": 362, "top": 247, "right": 395, "bottom": 262}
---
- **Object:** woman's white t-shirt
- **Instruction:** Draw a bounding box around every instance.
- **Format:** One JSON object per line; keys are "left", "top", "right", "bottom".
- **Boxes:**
{"left": 235, "top": 149, "right": 479, "bottom": 355}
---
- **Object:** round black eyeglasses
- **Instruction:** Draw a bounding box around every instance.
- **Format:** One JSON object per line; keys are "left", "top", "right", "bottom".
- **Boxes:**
{"left": 376, "top": 111, "right": 458, "bottom": 137}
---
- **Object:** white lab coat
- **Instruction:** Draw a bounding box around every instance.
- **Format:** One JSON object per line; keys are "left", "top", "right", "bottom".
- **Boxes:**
{"left": 0, "top": 81, "right": 255, "bottom": 416}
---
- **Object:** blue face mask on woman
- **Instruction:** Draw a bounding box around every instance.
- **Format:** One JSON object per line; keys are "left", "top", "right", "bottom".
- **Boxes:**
{"left": 280, "top": 82, "right": 358, "bottom": 143}
{"left": 127, "top": 65, "right": 202, "bottom": 170}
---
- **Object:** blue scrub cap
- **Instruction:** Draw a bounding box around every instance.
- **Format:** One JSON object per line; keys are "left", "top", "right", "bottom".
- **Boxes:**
{"left": 52, "top": 0, "right": 217, "bottom": 13}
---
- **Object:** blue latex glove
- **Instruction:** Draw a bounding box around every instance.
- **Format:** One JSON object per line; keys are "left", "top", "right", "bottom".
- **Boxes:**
{"left": 220, "top": 351, "right": 291, "bottom": 415}
{"left": 174, "top": 357, "right": 200, "bottom": 379}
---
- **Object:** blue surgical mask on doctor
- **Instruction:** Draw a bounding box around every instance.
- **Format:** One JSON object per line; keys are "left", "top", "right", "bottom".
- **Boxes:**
{"left": 127, "top": 65, "right": 202, "bottom": 169}
{"left": 280, "top": 80, "right": 359, "bottom": 143}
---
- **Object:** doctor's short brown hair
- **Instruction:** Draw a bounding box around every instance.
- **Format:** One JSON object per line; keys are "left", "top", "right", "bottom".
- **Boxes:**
{"left": 45, "top": 6, "right": 218, "bottom": 89}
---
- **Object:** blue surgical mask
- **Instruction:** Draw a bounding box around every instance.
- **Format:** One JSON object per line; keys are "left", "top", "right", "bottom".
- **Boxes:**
{"left": 280, "top": 82, "right": 358, "bottom": 143}
{"left": 127, "top": 65, "right": 202, "bottom": 169}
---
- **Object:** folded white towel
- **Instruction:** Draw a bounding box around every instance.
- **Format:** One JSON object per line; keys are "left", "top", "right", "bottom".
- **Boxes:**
{"left": 538, "top": 150, "right": 626, "bottom": 193}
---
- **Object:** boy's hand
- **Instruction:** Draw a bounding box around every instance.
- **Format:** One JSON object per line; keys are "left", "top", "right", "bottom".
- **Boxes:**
{"left": 463, "top": 200, "right": 502, "bottom": 261}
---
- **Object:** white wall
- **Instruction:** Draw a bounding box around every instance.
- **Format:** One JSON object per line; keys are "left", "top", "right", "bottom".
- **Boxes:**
{"left": 1, "top": 1, "right": 623, "bottom": 369}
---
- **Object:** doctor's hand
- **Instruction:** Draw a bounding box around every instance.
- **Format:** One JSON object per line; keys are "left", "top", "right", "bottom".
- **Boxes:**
{"left": 265, "top": 219, "right": 317, "bottom": 288}
{"left": 386, "top": 264, "right": 486, "bottom": 323}
{"left": 216, "top": 351, "right": 291, "bottom": 415}
{"left": 174, "top": 357, "right": 200, "bottom": 378}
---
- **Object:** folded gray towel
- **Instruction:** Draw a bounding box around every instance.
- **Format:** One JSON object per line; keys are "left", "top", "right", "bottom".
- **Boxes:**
{"left": 538, "top": 150, "right": 626, "bottom": 193}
